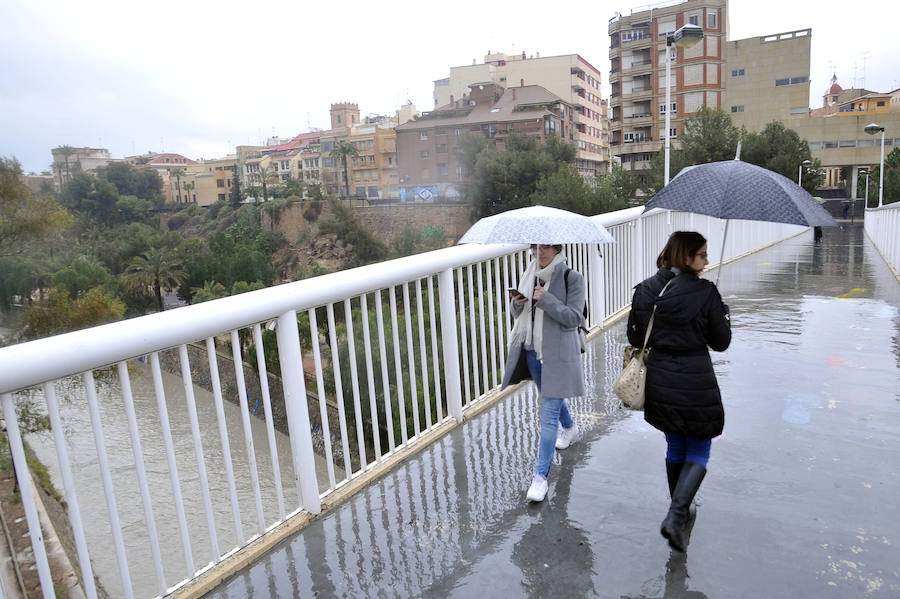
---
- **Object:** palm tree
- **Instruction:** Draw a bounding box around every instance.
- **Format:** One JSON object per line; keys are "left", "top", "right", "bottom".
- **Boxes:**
{"left": 170, "top": 168, "right": 186, "bottom": 202}
{"left": 55, "top": 145, "right": 76, "bottom": 184}
{"left": 124, "top": 248, "right": 187, "bottom": 312}
{"left": 330, "top": 141, "right": 359, "bottom": 198}
{"left": 257, "top": 166, "right": 279, "bottom": 202}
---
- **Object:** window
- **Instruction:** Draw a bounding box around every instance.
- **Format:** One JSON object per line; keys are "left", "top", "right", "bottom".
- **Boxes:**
{"left": 420, "top": 151, "right": 429, "bottom": 159}
{"left": 838, "top": 140, "right": 856, "bottom": 148}
{"left": 218, "top": 193, "right": 226, "bottom": 201}
{"left": 688, "top": 14, "right": 699, "bottom": 25}
{"left": 790, "top": 106, "right": 808, "bottom": 115}
{"left": 367, "top": 186, "right": 378, "bottom": 197}
{"left": 707, "top": 11, "right": 717, "bottom": 28}
{"left": 436, "top": 144, "right": 448, "bottom": 153}
{"left": 731, "top": 69, "right": 745, "bottom": 77}
{"left": 659, "top": 103, "right": 676, "bottom": 115}
{"left": 437, "top": 163, "right": 448, "bottom": 177}
{"left": 419, "top": 131, "right": 429, "bottom": 140}
{"left": 730, "top": 105, "right": 745, "bottom": 113}
{"left": 790, "top": 76, "right": 808, "bottom": 84}
{"left": 369, "top": 155, "right": 375, "bottom": 165}
{"left": 877, "top": 101, "right": 886, "bottom": 107}
{"left": 355, "top": 186, "right": 365, "bottom": 197}
{"left": 217, "top": 179, "right": 225, "bottom": 187}
{"left": 775, "top": 78, "right": 790, "bottom": 86}
{"left": 670, "top": 128, "right": 677, "bottom": 138}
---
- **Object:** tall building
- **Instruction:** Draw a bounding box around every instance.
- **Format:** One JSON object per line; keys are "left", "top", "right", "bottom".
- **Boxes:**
{"left": 608, "top": 0, "right": 727, "bottom": 182}
{"left": 433, "top": 51, "right": 608, "bottom": 177}
{"left": 397, "top": 82, "right": 574, "bottom": 202}
{"left": 724, "top": 29, "right": 811, "bottom": 132}
{"left": 321, "top": 103, "right": 398, "bottom": 199}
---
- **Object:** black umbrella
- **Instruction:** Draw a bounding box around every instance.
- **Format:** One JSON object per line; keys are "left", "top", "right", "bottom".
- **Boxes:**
{"left": 644, "top": 160, "right": 838, "bottom": 284}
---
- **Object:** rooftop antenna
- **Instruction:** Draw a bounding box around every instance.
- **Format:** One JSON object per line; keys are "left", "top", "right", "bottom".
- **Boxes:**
{"left": 860, "top": 50, "right": 869, "bottom": 89}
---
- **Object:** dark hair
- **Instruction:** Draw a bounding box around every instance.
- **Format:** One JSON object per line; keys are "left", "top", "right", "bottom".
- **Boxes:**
{"left": 657, "top": 231, "right": 707, "bottom": 274}
{"left": 530, "top": 244, "right": 564, "bottom": 253}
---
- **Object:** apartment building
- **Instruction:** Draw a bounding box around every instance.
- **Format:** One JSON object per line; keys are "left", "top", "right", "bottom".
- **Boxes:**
{"left": 396, "top": 82, "right": 573, "bottom": 202}
{"left": 320, "top": 103, "right": 399, "bottom": 199}
{"left": 50, "top": 146, "right": 112, "bottom": 188}
{"left": 793, "top": 81, "right": 900, "bottom": 197}
{"left": 608, "top": 0, "right": 727, "bottom": 181}
{"left": 181, "top": 156, "right": 238, "bottom": 206}
{"left": 724, "top": 29, "right": 811, "bottom": 132}
{"left": 433, "top": 51, "right": 609, "bottom": 178}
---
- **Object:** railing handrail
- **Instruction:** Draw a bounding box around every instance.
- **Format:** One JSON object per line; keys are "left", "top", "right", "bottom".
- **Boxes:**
{"left": 0, "top": 241, "right": 523, "bottom": 394}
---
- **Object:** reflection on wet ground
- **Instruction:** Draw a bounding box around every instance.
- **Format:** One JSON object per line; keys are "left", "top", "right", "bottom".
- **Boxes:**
{"left": 207, "top": 224, "right": 900, "bottom": 598}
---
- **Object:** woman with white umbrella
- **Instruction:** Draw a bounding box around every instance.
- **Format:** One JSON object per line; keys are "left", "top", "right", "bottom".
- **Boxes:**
{"left": 500, "top": 243, "right": 586, "bottom": 503}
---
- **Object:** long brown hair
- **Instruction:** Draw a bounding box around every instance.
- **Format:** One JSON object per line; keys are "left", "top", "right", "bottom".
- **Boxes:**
{"left": 657, "top": 231, "right": 707, "bottom": 274}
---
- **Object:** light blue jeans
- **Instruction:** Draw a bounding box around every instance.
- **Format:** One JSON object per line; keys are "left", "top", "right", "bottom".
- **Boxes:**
{"left": 526, "top": 350, "right": 573, "bottom": 478}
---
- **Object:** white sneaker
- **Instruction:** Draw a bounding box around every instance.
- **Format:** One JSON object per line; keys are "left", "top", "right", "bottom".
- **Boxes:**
{"left": 556, "top": 425, "right": 576, "bottom": 450}
{"left": 526, "top": 474, "right": 548, "bottom": 502}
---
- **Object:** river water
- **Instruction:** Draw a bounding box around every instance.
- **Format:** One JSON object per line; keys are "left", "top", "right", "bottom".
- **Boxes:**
{"left": 24, "top": 361, "right": 335, "bottom": 598}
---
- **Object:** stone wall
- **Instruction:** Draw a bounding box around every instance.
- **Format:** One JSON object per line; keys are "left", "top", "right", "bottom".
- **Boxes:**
{"left": 261, "top": 201, "right": 472, "bottom": 247}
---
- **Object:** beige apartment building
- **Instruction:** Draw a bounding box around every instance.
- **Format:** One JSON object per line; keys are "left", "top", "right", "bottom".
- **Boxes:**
{"left": 397, "top": 83, "right": 574, "bottom": 202}
{"left": 608, "top": 0, "right": 727, "bottom": 181}
{"left": 724, "top": 29, "right": 811, "bottom": 132}
{"left": 50, "top": 146, "right": 112, "bottom": 188}
{"left": 793, "top": 81, "right": 900, "bottom": 197}
{"left": 434, "top": 51, "right": 609, "bottom": 178}
{"left": 180, "top": 156, "right": 238, "bottom": 206}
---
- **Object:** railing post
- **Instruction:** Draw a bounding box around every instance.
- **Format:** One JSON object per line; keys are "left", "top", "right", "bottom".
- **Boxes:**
{"left": 633, "top": 215, "right": 645, "bottom": 288}
{"left": 275, "top": 310, "right": 321, "bottom": 515}
{"left": 438, "top": 268, "right": 464, "bottom": 423}
{"left": 589, "top": 245, "right": 605, "bottom": 328}
{"left": 1, "top": 393, "right": 55, "bottom": 599}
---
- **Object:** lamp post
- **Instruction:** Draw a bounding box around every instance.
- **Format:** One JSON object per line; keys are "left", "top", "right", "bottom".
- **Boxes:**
{"left": 664, "top": 23, "right": 704, "bottom": 186}
{"left": 859, "top": 168, "right": 870, "bottom": 205}
{"left": 798, "top": 159, "right": 812, "bottom": 186}
{"left": 864, "top": 123, "right": 885, "bottom": 207}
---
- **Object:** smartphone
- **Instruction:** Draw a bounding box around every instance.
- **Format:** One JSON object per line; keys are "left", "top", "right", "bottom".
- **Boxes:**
{"left": 508, "top": 288, "right": 525, "bottom": 299}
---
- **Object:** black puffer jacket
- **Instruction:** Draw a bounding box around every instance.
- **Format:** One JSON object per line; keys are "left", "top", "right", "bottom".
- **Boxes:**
{"left": 627, "top": 268, "right": 731, "bottom": 439}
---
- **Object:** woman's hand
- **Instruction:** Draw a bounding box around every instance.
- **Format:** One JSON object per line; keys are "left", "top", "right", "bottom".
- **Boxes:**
{"left": 532, "top": 283, "right": 545, "bottom": 302}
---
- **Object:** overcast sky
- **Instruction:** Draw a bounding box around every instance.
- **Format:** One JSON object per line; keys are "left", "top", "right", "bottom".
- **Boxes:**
{"left": 2, "top": 0, "right": 897, "bottom": 174}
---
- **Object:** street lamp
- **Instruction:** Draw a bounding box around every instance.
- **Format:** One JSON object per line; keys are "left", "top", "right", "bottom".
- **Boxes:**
{"left": 664, "top": 23, "right": 704, "bottom": 186}
{"left": 864, "top": 123, "right": 885, "bottom": 207}
{"left": 859, "top": 168, "right": 870, "bottom": 205}
{"left": 798, "top": 159, "right": 812, "bottom": 186}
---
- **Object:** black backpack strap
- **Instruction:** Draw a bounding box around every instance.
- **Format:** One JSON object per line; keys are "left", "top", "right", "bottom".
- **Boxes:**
{"left": 564, "top": 268, "right": 589, "bottom": 329}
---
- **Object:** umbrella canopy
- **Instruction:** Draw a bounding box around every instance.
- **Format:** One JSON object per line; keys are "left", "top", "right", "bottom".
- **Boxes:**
{"left": 458, "top": 205, "right": 616, "bottom": 245}
{"left": 644, "top": 160, "right": 838, "bottom": 227}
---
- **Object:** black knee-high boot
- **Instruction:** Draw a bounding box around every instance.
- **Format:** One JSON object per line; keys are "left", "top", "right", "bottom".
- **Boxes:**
{"left": 661, "top": 462, "right": 706, "bottom": 552}
{"left": 665, "top": 461, "right": 696, "bottom": 522}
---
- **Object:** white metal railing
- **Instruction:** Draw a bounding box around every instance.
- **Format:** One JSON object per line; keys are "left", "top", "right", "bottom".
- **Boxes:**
{"left": 0, "top": 207, "right": 806, "bottom": 598}
{"left": 865, "top": 204, "right": 900, "bottom": 280}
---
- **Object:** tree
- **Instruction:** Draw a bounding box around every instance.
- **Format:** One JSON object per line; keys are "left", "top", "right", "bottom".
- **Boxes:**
{"left": 643, "top": 108, "right": 742, "bottom": 196}
{"left": 124, "top": 248, "right": 187, "bottom": 312}
{"left": 22, "top": 286, "right": 125, "bottom": 340}
{"left": 742, "top": 121, "right": 824, "bottom": 194}
{"left": 465, "top": 132, "right": 577, "bottom": 219}
{"left": 330, "top": 141, "right": 359, "bottom": 198}
{"left": 319, "top": 197, "right": 388, "bottom": 266}
{"left": 0, "top": 157, "right": 71, "bottom": 258}
{"left": 257, "top": 166, "right": 279, "bottom": 203}
{"left": 191, "top": 280, "right": 227, "bottom": 303}
{"left": 54, "top": 145, "right": 77, "bottom": 183}
{"left": 95, "top": 162, "right": 164, "bottom": 204}
{"left": 595, "top": 162, "right": 639, "bottom": 211}
{"left": 865, "top": 147, "right": 900, "bottom": 206}
{"left": 230, "top": 167, "right": 242, "bottom": 208}
{"left": 169, "top": 168, "right": 186, "bottom": 203}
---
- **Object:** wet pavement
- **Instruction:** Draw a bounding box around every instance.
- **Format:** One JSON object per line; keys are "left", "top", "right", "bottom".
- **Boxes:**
{"left": 206, "top": 223, "right": 900, "bottom": 598}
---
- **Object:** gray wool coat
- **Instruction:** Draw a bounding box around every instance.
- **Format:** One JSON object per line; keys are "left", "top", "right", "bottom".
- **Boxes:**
{"left": 500, "top": 262, "right": 586, "bottom": 399}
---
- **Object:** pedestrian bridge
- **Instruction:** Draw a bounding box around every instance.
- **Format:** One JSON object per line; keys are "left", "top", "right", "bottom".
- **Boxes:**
{"left": 1, "top": 206, "right": 898, "bottom": 598}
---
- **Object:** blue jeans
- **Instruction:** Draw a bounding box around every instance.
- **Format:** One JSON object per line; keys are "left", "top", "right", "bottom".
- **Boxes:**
{"left": 664, "top": 433, "right": 711, "bottom": 468}
{"left": 526, "top": 350, "right": 574, "bottom": 478}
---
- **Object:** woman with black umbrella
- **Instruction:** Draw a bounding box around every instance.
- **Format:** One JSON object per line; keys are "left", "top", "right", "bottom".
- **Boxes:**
{"left": 627, "top": 231, "right": 731, "bottom": 552}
